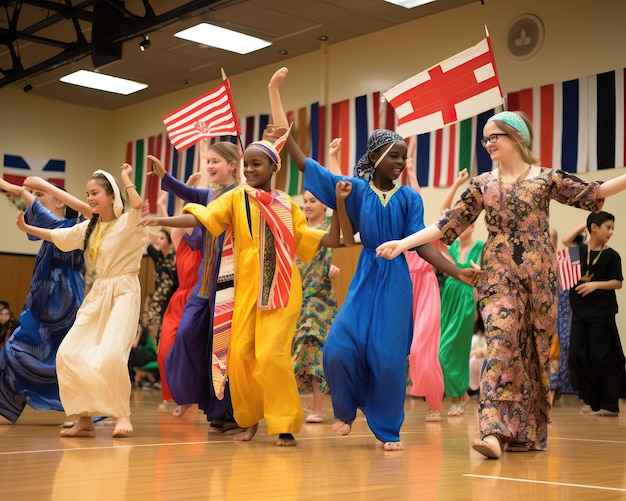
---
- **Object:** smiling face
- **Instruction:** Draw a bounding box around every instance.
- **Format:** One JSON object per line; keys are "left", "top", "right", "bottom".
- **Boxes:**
{"left": 302, "top": 190, "right": 327, "bottom": 224}
{"left": 371, "top": 141, "right": 407, "bottom": 187}
{"left": 243, "top": 148, "right": 276, "bottom": 191}
{"left": 205, "top": 146, "right": 238, "bottom": 186}
{"left": 482, "top": 121, "right": 520, "bottom": 163}
{"left": 85, "top": 177, "right": 115, "bottom": 220}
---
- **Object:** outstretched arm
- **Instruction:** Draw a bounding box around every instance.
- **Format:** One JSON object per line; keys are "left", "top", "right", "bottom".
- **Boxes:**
{"left": 137, "top": 213, "right": 200, "bottom": 229}
{"left": 376, "top": 224, "right": 444, "bottom": 260}
{"left": 596, "top": 172, "right": 626, "bottom": 198}
{"left": 15, "top": 211, "right": 54, "bottom": 241}
{"left": 1, "top": 178, "right": 36, "bottom": 206}
{"left": 416, "top": 242, "right": 481, "bottom": 286}
{"left": 335, "top": 180, "right": 355, "bottom": 246}
{"left": 268, "top": 67, "right": 306, "bottom": 172}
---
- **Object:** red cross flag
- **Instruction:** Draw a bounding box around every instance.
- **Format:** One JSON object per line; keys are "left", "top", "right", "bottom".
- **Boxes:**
{"left": 384, "top": 36, "right": 504, "bottom": 137}
{"left": 163, "top": 77, "right": 241, "bottom": 151}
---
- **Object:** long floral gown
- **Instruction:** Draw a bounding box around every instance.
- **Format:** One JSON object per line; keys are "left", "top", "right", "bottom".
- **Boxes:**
{"left": 435, "top": 168, "right": 602, "bottom": 450}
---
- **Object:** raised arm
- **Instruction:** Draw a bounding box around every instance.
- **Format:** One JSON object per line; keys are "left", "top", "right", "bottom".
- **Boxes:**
{"left": 562, "top": 223, "right": 587, "bottom": 247}
{"left": 268, "top": 67, "right": 306, "bottom": 172}
{"left": 404, "top": 137, "right": 420, "bottom": 192}
{"left": 328, "top": 138, "right": 343, "bottom": 176}
{"left": 121, "top": 163, "right": 143, "bottom": 210}
{"left": 440, "top": 169, "right": 469, "bottom": 214}
{"left": 335, "top": 180, "right": 355, "bottom": 246}
{"left": 596, "top": 171, "right": 626, "bottom": 199}
{"left": 23, "top": 176, "right": 91, "bottom": 217}
{"left": 0, "top": 178, "right": 36, "bottom": 206}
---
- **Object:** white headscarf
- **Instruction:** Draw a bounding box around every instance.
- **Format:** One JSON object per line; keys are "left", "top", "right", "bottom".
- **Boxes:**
{"left": 93, "top": 169, "right": 123, "bottom": 217}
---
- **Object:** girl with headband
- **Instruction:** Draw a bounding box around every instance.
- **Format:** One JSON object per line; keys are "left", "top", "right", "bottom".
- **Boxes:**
{"left": 378, "top": 110, "right": 626, "bottom": 458}
{"left": 268, "top": 67, "right": 479, "bottom": 452}
{"left": 16, "top": 164, "right": 148, "bottom": 437}
{"left": 138, "top": 133, "right": 346, "bottom": 447}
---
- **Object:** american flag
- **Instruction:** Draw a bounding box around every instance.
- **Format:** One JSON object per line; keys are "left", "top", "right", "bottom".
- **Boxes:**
{"left": 384, "top": 36, "right": 504, "bottom": 137}
{"left": 163, "top": 78, "right": 241, "bottom": 152}
{"left": 557, "top": 247, "right": 581, "bottom": 290}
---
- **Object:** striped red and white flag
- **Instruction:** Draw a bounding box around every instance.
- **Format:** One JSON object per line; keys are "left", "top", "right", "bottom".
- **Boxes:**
{"left": 384, "top": 37, "right": 504, "bottom": 138}
{"left": 163, "top": 79, "right": 241, "bottom": 151}
{"left": 557, "top": 247, "right": 581, "bottom": 290}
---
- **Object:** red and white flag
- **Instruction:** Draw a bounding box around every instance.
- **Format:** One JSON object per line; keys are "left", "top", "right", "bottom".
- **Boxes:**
{"left": 384, "top": 36, "right": 504, "bottom": 137}
{"left": 557, "top": 247, "right": 581, "bottom": 290}
{"left": 163, "top": 78, "right": 241, "bottom": 151}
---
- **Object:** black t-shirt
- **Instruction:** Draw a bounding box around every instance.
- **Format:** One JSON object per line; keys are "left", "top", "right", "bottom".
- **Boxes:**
{"left": 569, "top": 244, "right": 623, "bottom": 320}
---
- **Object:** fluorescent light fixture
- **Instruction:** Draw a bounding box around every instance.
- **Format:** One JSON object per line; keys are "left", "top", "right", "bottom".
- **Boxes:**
{"left": 175, "top": 23, "right": 271, "bottom": 54}
{"left": 60, "top": 70, "right": 148, "bottom": 95}
{"left": 384, "top": 0, "right": 436, "bottom": 8}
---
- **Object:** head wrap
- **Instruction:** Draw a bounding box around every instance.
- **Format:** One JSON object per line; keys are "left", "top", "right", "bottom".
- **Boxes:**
{"left": 247, "top": 125, "right": 291, "bottom": 172}
{"left": 93, "top": 169, "right": 123, "bottom": 217}
{"left": 487, "top": 111, "right": 531, "bottom": 147}
{"left": 353, "top": 129, "right": 405, "bottom": 181}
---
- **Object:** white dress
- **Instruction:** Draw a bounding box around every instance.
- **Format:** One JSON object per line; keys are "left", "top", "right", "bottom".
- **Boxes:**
{"left": 52, "top": 207, "right": 148, "bottom": 417}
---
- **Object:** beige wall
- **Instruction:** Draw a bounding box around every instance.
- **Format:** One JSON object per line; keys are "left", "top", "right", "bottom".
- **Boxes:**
{"left": 2, "top": 0, "right": 626, "bottom": 332}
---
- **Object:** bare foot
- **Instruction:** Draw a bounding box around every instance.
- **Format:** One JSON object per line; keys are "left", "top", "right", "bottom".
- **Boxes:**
{"left": 447, "top": 393, "right": 470, "bottom": 417}
{"left": 383, "top": 441, "right": 403, "bottom": 451}
{"left": 471, "top": 435, "right": 502, "bottom": 459}
{"left": 112, "top": 417, "right": 133, "bottom": 437}
{"left": 425, "top": 409, "right": 441, "bottom": 422}
{"left": 172, "top": 404, "right": 192, "bottom": 417}
{"left": 222, "top": 426, "right": 245, "bottom": 435}
{"left": 276, "top": 433, "right": 297, "bottom": 446}
{"left": 60, "top": 416, "right": 95, "bottom": 437}
{"left": 232, "top": 423, "right": 258, "bottom": 442}
{"left": 331, "top": 419, "right": 353, "bottom": 436}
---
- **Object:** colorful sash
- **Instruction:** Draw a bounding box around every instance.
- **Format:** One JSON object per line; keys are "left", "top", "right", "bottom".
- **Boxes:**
{"left": 242, "top": 184, "right": 295, "bottom": 310}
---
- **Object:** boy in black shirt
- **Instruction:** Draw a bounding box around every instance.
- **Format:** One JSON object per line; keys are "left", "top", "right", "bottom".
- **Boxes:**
{"left": 564, "top": 211, "right": 626, "bottom": 415}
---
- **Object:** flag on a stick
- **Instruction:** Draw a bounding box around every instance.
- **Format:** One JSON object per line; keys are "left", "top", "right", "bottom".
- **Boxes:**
{"left": 384, "top": 36, "right": 504, "bottom": 137}
{"left": 557, "top": 247, "right": 581, "bottom": 290}
{"left": 163, "top": 77, "right": 241, "bottom": 151}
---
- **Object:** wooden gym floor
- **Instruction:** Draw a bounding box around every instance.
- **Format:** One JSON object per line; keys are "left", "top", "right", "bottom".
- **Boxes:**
{"left": 1, "top": 391, "right": 625, "bottom": 500}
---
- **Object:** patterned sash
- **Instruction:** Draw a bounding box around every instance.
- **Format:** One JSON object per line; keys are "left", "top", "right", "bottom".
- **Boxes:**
{"left": 242, "top": 184, "right": 295, "bottom": 310}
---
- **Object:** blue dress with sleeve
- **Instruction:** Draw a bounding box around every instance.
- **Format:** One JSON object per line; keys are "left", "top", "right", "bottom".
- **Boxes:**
{"left": 160, "top": 173, "right": 235, "bottom": 420}
{"left": 0, "top": 199, "right": 84, "bottom": 422}
{"left": 304, "top": 158, "right": 425, "bottom": 443}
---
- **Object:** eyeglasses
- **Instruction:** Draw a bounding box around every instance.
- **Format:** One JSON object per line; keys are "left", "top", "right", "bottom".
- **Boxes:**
{"left": 480, "top": 133, "right": 508, "bottom": 147}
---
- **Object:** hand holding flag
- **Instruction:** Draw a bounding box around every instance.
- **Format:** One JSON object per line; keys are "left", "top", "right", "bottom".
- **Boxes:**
{"left": 163, "top": 71, "right": 241, "bottom": 151}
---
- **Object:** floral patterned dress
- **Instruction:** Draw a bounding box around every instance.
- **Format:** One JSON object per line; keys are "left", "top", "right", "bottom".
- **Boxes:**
{"left": 292, "top": 216, "right": 337, "bottom": 394}
{"left": 435, "top": 168, "right": 602, "bottom": 450}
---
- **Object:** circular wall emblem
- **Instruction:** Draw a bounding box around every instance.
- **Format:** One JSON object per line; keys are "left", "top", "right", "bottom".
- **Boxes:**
{"left": 507, "top": 13, "right": 545, "bottom": 60}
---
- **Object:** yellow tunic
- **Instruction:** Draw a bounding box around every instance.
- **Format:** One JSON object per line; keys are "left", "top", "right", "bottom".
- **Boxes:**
{"left": 184, "top": 187, "right": 324, "bottom": 434}
{"left": 52, "top": 208, "right": 148, "bottom": 418}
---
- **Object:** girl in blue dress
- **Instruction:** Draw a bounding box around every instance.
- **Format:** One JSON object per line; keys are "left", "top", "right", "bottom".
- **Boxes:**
{"left": 268, "top": 67, "right": 479, "bottom": 450}
{"left": 0, "top": 177, "right": 89, "bottom": 423}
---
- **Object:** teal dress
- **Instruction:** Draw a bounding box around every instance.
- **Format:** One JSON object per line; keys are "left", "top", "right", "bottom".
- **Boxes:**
{"left": 439, "top": 239, "right": 484, "bottom": 397}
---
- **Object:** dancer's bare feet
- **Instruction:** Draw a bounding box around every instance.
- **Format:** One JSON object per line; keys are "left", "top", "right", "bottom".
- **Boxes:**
{"left": 232, "top": 423, "right": 258, "bottom": 441}
{"left": 471, "top": 435, "right": 502, "bottom": 459}
{"left": 425, "top": 408, "right": 441, "bottom": 422}
{"left": 331, "top": 419, "right": 353, "bottom": 436}
{"left": 60, "top": 416, "right": 95, "bottom": 437}
{"left": 172, "top": 404, "right": 192, "bottom": 417}
{"left": 383, "top": 441, "right": 403, "bottom": 451}
{"left": 112, "top": 417, "right": 133, "bottom": 437}
{"left": 276, "top": 433, "right": 297, "bottom": 446}
{"left": 447, "top": 393, "right": 470, "bottom": 417}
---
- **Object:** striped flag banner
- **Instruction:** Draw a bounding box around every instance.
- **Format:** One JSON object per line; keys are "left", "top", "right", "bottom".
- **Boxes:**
{"left": 163, "top": 79, "right": 242, "bottom": 152}
{"left": 506, "top": 68, "right": 626, "bottom": 173}
{"left": 2, "top": 154, "right": 65, "bottom": 187}
{"left": 557, "top": 246, "right": 581, "bottom": 290}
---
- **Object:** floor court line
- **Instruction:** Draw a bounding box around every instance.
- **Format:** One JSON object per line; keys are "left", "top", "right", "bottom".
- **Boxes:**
{"left": 463, "top": 474, "right": 626, "bottom": 492}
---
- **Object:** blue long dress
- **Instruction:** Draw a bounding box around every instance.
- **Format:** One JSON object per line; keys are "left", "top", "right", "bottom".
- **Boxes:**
{"left": 161, "top": 173, "right": 235, "bottom": 420}
{"left": 0, "top": 199, "right": 84, "bottom": 422}
{"left": 304, "top": 158, "right": 425, "bottom": 443}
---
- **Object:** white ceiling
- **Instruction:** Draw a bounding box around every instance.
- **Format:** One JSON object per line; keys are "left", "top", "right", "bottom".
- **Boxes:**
{"left": 0, "top": 0, "right": 478, "bottom": 110}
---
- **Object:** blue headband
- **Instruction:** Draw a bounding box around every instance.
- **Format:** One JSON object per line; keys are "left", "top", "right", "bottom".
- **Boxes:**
{"left": 488, "top": 111, "right": 531, "bottom": 147}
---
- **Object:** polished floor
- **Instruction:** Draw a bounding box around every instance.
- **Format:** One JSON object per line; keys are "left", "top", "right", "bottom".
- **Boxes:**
{"left": 1, "top": 390, "right": 625, "bottom": 500}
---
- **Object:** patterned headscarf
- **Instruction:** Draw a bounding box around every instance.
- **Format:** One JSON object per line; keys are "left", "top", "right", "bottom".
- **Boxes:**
{"left": 487, "top": 111, "right": 531, "bottom": 147}
{"left": 353, "top": 129, "right": 405, "bottom": 181}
